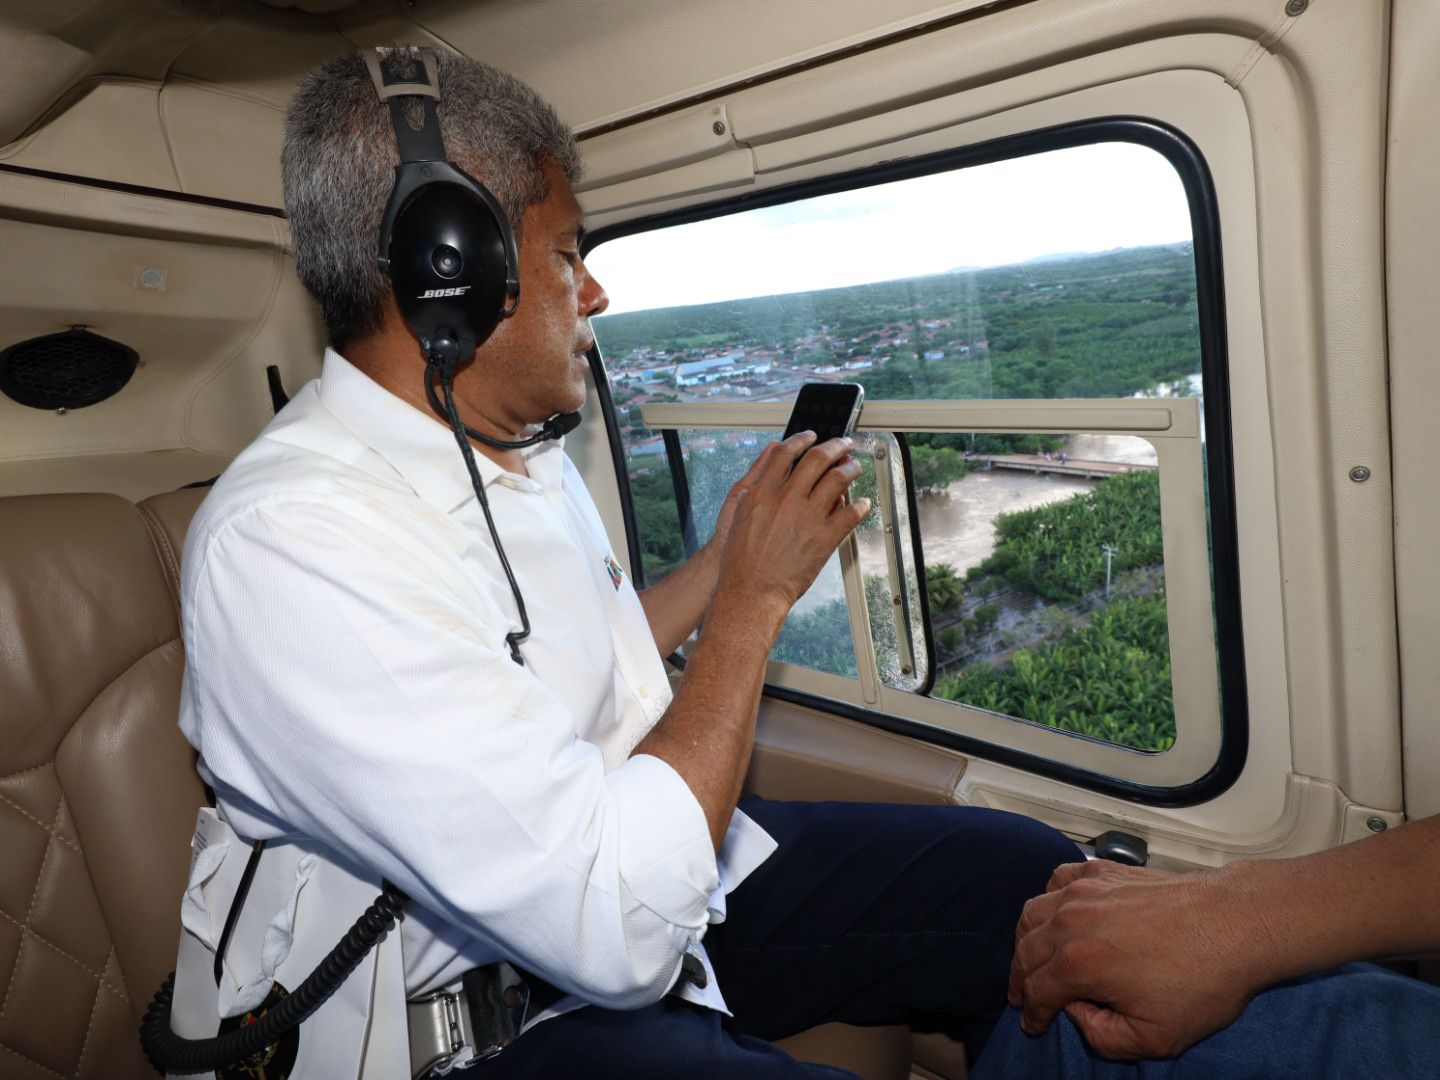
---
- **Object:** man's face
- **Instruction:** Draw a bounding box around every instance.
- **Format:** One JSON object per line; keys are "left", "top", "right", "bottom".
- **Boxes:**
{"left": 465, "top": 158, "right": 608, "bottom": 428}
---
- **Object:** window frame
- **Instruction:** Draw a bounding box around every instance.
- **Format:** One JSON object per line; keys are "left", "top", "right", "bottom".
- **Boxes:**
{"left": 583, "top": 116, "right": 1247, "bottom": 807}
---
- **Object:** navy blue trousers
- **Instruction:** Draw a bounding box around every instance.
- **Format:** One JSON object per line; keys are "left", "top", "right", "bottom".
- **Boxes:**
{"left": 466, "top": 795, "right": 1083, "bottom": 1078}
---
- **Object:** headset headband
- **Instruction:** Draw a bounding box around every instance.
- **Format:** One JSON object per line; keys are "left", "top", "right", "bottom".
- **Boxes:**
{"left": 363, "top": 49, "right": 445, "bottom": 163}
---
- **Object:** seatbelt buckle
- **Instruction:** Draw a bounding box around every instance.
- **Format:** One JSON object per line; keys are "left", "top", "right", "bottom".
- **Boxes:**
{"left": 407, "top": 962, "right": 530, "bottom": 1078}
{"left": 462, "top": 962, "right": 531, "bottom": 1057}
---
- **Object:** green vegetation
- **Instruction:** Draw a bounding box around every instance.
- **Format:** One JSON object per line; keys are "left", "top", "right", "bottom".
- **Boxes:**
{"left": 924, "top": 564, "right": 964, "bottom": 612}
{"left": 972, "top": 470, "right": 1162, "bottom": 602}
{"left": 936, "top": 593, "right": 1175, "bottom": 751}
{"left": 628, "top": 468, "right": 684, "bottom": 580}
{"left": 772, "top": 574, "right": 913, "bottom": 682}
{"left": 770, "top": 469, "right": 1176, "bottom": 752}
{"left": 969, "top": 603, "right": 1001, "bottom": 635}
{"left": 772, "top": 598, "right": 857, "bottom": 676}
{"left": 908, "top": 444, "right": 970, "bottom": 493}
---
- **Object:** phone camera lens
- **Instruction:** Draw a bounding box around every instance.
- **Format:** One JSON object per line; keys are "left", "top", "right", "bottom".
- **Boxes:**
{"left": 432, "top": 244, "right": 463, "bottom": 279}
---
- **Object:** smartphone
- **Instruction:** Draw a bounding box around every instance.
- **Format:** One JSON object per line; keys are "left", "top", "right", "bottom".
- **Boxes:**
{"left": 783, "top": 382, "right": 865, "bottom": 442}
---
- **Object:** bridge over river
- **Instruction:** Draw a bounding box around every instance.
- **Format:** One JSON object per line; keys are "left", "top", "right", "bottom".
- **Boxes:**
{"left": 968, "top": 453, "right": 1157, "bottom": 480}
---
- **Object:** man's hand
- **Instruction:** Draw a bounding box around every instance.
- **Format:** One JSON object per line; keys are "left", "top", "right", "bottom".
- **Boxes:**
{"left": 1008, "top": 860, "right": 1271, "bottom": 1059}
{"left": 713, "top": 430, "right": 870, "bottom": 616}
{"left": 636, "top": 435, "right": 862, "bottom": 655}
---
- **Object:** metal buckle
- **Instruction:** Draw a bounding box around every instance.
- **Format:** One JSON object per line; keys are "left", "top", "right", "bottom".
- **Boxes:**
{"left": 461, "top": 961, "right": 530, "bottom": 1059}
{"left": 407, "top": 986, "right": 474, "bottom": 1078}
{"left": 407, "top": 962, "right": 532, "bottom": 1078}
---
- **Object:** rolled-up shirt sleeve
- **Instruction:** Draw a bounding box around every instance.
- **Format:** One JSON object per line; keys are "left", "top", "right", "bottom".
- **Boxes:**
{"left": 181, "top": 496, "right": 720, "bottom": 1008}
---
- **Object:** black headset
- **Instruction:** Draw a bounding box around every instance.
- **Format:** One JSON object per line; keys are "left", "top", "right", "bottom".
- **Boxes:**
{"left": 365, "top": 48, "right": 518, "bottom": 370}
{"left": 365, "top": 47, "right": 582, "bottom": 453}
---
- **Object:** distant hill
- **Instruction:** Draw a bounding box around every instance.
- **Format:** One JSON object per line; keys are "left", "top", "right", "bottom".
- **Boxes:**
{"left": 592, "top": 244, "right": 1196, "bottom": 359}
{"left": 593, "top": 244, "right": 1202, "bottom": 402}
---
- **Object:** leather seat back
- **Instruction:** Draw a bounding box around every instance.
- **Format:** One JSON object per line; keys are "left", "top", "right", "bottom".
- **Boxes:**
{"left": 0, "top": 489, "right": 206, "bottom": 1080}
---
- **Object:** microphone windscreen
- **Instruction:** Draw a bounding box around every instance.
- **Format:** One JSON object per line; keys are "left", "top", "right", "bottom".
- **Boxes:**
{"left": 547, "top": 412, "right": 582, "bottom": 439}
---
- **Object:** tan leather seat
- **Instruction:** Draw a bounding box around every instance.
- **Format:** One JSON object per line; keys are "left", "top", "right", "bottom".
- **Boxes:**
{"left": 0, "top": 489, "right": 206, "bottom": 1080}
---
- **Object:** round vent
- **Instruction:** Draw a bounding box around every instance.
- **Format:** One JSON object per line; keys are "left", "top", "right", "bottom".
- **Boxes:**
{"left": 0, "top": 328, "right": 139, "bottom": 411}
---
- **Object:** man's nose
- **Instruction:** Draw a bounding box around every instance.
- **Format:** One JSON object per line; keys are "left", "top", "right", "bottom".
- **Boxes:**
{"left": 580, "top": 264, "right": 609, "bottom": 317}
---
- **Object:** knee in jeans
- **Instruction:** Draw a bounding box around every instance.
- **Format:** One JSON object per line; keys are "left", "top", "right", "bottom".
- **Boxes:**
{"left": 999, "top": 812, "right": 1085, "bottom": 891}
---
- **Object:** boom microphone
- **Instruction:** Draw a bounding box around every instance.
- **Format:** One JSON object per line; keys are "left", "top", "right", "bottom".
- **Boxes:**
{"left": 423, "top": 364, "right": 581, "bottom": 449}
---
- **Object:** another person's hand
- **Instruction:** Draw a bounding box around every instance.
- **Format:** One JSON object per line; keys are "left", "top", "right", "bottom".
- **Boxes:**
{"left": 1008, "top": 859, "right": 1274, "bottom": 1059}
{"left": 715, "top": 431, "right": 869, "bottom": 615}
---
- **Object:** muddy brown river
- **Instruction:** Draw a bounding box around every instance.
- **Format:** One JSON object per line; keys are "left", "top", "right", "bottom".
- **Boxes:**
{"left": 791, "top": 433, "right": 1156, "bottom": 614}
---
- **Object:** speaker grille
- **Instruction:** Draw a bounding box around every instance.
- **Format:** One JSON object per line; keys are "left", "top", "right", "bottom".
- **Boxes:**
{"left": 0, "top": 328, "right": 139, "bottom": 410}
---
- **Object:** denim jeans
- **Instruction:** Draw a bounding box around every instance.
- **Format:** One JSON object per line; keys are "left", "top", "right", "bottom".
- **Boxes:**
{"left": 464, "top": 795, "right": 1083, "bottom": 1078}
{"left": 972, "top": 962, "right": 1440, "bottom": 1079}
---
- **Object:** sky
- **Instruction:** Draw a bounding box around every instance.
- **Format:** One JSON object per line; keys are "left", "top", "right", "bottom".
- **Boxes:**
{"left": 586, "top": 141, "right": 1193, "bottom": 317}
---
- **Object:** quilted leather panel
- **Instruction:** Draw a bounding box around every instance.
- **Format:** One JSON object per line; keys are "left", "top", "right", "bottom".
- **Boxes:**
{"left": 59, "top": 639, "right": 201, "bottom": 1014}
{"left": 28, "top": 807, "right": 113, "bottom": 979}
{"left": 76, "top": 962, "right": 145, "bottom": 1080}
{"left": 0, "top": 772, "right": 54, "bottom": 919}
{"left": 0, "top": 494, "right": 177, "bottom": 773}
{"left": 0, "top": 493, "right": 206, "bottom": 1079}
{"left": 0, "top": 928, "right": 105, "bottom": 1075}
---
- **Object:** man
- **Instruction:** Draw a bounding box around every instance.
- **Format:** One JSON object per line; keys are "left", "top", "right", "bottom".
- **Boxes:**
{"left": 972, "top": 815, "right": 1440, "bottom": 1076}
{"left": 178, "top": 48, "right": 1080, "bottom": 1076}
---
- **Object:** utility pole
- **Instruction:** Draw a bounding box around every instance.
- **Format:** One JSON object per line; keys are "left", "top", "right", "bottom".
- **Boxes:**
{"left": 1102, "top": 544, "right": 1117, "bottom": 596}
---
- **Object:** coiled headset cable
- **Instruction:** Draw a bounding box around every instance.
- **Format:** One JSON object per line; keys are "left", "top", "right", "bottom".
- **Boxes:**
{"left": 140, "top": 877, "right": 408, "bottom": 1073}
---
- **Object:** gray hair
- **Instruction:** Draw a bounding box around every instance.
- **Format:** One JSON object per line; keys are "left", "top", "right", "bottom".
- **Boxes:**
{"left": 282, "top": 49, "right": 581, "bottom": 349}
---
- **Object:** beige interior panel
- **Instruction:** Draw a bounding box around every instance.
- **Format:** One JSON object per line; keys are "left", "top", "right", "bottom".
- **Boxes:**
{"left": 168, "top": 5, "right": 357, "bottom": 112}
{"left": 1385, "top": 0, "right": 1440, "bottom": 820}
{"left": 746, "top": 700, "right": 965, "bottom": 807}
{"left": 0, "top": 226, "right": 277, "bottom": 448}
{"left": 0, "top": 0, "right": 214, "bottom": 147}
{"left": 0, "top": 227, "right": 278, "bottom": 458}
{"left": 0, "top": 172, "right": 323, "bottom": 497}
{"left": 0, "top": 80, "right": 178, "bottom": 189}
{"left": 160, "top": 79, "right": 288, "bottom": 209}
{"left": 406, "top": 0, "right": 1024, "bottom": 134}
{"left": 182, "top": 242, "right": 328, "bottom": 458}
{"left": 582, "top": 147, "right": 757, "bottom": 217}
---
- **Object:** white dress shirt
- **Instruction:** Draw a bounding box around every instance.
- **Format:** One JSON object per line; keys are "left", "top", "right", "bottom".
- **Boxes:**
{"left": 178, "top": 348, "right": 776, "bottom": 1020}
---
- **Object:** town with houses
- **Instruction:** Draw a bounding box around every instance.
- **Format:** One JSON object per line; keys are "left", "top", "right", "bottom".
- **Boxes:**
{"left": 601, "top": 317, "right": 989, "bottom": 466}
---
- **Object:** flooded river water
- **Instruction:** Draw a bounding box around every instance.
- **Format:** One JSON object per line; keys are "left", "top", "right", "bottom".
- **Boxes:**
{"left": 791, "top": 433, "right": 1156, "bottom": 614}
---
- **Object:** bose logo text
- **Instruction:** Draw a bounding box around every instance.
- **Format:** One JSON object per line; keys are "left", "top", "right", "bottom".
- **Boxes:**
{"left": 418, "top": 286, "right": 471, "bottom": 298}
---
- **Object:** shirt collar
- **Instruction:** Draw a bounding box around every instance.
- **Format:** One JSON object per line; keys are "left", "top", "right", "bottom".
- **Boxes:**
{"left": 315, "top": 348, "right": 565, "bottom": 514}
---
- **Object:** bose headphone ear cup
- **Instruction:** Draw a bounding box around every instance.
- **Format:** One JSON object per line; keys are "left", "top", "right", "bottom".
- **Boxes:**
{"left": 388, "top": 181, "right": 513, "bottom": 355}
